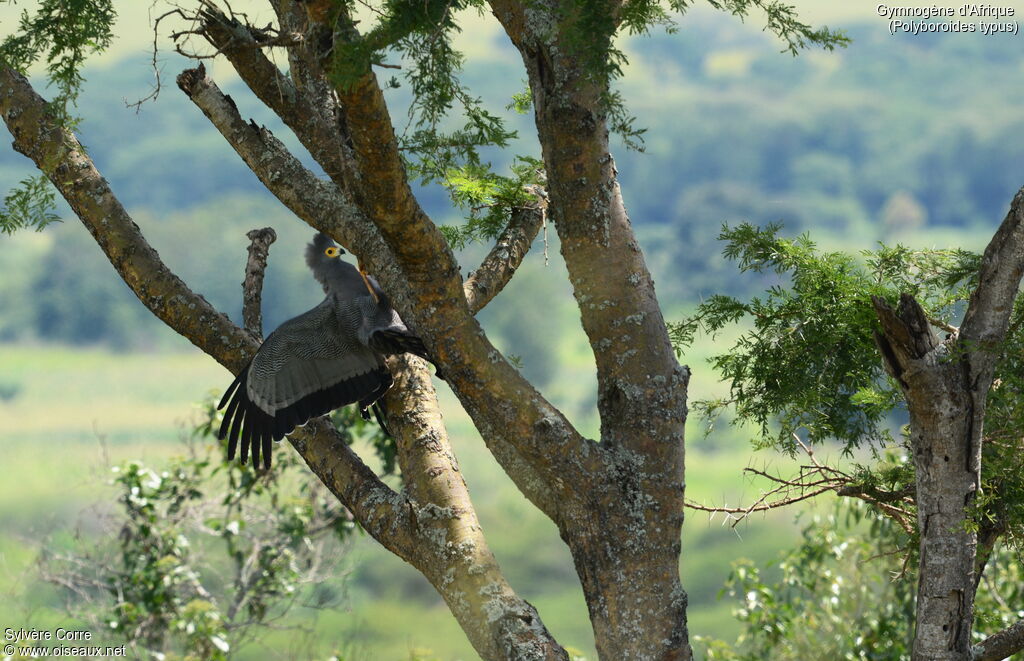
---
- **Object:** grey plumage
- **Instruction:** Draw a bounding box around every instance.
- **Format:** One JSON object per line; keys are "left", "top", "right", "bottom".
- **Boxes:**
{"left": 217, "top": 233, "right": 436, "bottom": 469}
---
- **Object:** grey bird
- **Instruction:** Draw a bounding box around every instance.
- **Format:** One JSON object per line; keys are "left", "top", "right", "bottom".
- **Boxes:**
{"left": 217, "top": 233, "right": 437, "bottom": 469}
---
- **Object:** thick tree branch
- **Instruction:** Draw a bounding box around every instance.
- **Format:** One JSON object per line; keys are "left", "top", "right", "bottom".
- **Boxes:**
{"left": 242, "top": 227, "right": 276, "bottom": 339}
{"left": 0, "top": 64, "right": 419, "bottom": 562}
{"left": 873, "top": 291, "right": 977, "bottom": 661}
{"left": 867, "top": 207, "right": 1024, "bottom": 661}
{"left": 334, "top": 72, "right": 450, "bottom": 268}
{"left": 485, "top": 4, "right": 692, "bottom": 658}
{"left": 489, "top": 0, "right": 688, "bottom": 464}
{"left": 382, "top": 357, "right": 568, "bottom": 660}
{"left": 174, "top": 65, "right": 385, "bottom": 265}
{"left": 1, "top": 66, "right": 246, "bottom": 367}
{"left": 872, "top": 293, "right": 940, "bottom": 388}
{"left": 464, "top": 191, "right": 546, "bottom": 314}
{"left": 174, "top": 63, "right": 577, "bottom": 519}
{"left": 961, "top": 188, "right": 1024, "bottom": 358}
{"left": 196, "top": 5, "right": 360, "bottom": 193}
{"left": 971, "top": 619, "right": 1024, "bottom": 661}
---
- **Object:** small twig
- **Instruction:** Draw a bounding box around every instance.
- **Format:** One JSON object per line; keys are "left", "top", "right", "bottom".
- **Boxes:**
{"left": 835, "top": 483, "right": 914, "bottom": 504}
{"left": 927, "top": 315, "right": 960, "bottom": 335}
{"left": 243, "top": 227, "right": 277, "bottom": 339}
{"left": 983, "top": 572, "right": 1012, "bottom": 611}
{"left": 793, "top": 432, "right": 822, "bottom": 468}
{"left": 126, "top": 7, "right": 189, "bottom": 111}
{"left": 542, "top": 214, "right": 549, "bottom": 266}
{"left": 862, "top": 545, "right": 913, "bottom": 581}
{"left": 742, "top": 466, "right": 835, "bottom": 489}
{"left": 685, "top": 436, "right": 914, "bottom": 530}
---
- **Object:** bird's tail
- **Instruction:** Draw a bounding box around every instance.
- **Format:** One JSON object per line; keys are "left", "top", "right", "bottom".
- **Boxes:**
{"left": 359, "top": 400, "right": 391, "bottom": 437}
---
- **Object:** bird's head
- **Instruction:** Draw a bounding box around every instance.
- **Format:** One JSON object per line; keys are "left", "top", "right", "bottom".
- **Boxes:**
{"left": 305, "top": 233, "right": 349, "bottom": 292}
{"left": 304, "top": 233, "right": 380, "bottom": 301}
{"left": 306, "top": 232, "right": 344, "bottom": 264}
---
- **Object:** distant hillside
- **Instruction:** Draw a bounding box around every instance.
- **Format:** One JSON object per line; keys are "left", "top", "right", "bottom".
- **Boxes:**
{"left": 1, "top": 12, "right": 1020, "bottom": 349}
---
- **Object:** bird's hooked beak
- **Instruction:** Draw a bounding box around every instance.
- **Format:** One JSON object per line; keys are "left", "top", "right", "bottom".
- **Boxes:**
{"left": 356, "top": 258, "right": 380, "bottom": 303}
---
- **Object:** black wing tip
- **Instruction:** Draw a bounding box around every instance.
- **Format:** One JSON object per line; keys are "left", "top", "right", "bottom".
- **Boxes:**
{"left": 216, "top": 364, "right": 279, "bottom": 470}
{"left": 217, "top": 374, "right": 241, "bottom": 410}
{"left": 371, "top": 401, "right": 391, "bottom": 437}
{"left": 274, "top": 366, "right": 393, "bottom": 436}
{"left": 262, "top": 432, "right": 272, "bottom": 471}
{"left": 221, "top": 365, "right": 394, "bottom": 471}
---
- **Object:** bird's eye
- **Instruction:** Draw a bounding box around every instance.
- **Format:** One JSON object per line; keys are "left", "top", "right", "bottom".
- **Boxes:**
{"left": 325, "top": 247, "right": 339, "bottom": 257}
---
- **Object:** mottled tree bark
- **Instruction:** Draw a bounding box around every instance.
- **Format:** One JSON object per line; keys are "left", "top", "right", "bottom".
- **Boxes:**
{"left": 972, "top": 618, "right": 1024, "bottom": 661}
{"left": 242, "top": 227, "right": 276, "bottom": 339}
{"left": 0, "top": 66, "right": 566, "bottom": 661}
{"left": 873, "top": 190, "right": 1024, "bottom": 661}
{"left": 485, "top": 1, "right": 692, "bottom": 657}
{"left": 3, "top": 0, "right": 695, "bottom": 657}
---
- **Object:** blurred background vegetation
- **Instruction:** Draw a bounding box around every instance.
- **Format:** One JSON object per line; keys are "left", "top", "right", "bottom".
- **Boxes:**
{"left": 1, "top": 1, "right": 1022, "bottom": 658}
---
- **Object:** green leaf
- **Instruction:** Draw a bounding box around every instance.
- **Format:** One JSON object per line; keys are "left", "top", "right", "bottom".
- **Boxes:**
{"left": 0, "top": 175, "right": 62, "bottom": 234}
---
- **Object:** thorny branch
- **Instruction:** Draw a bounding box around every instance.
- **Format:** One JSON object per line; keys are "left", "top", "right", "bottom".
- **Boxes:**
{"left": 685, "top": 434, "right": 916, "bottom": 534}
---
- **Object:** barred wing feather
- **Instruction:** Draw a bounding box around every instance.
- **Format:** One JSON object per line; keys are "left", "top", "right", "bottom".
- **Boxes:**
{"left": 217, "top": 302, "right": 393, "bottom": 469}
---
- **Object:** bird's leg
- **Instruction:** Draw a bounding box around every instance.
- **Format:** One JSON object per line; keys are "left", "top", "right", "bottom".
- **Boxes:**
{"left": 356, "top": 259, "right": 380, "bottom": 303}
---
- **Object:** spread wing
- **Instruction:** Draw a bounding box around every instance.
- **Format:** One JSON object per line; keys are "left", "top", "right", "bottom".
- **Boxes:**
{"left": 217, "top": 300, "right": 393, "bottom": 469}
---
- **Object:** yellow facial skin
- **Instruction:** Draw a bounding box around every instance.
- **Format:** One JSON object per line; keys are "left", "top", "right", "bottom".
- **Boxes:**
{"left": 325, "top": 246, "right": 340, "bottom": 258}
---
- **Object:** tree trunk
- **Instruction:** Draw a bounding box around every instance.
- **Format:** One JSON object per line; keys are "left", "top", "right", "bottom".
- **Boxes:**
{"left": 485, "top": 1, "right": 694, "bottom": 656}
{"left": 567, "top": 495, "right": 689, "bottom": 660}
{"left": 875, "top": 295, "right": 980, "bottom": 660}
{"left": 874, "top": 187, "right": 1024, "bottom": 660}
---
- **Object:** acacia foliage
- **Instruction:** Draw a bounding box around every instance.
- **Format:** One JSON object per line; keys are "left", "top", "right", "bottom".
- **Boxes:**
{"left": 671, "top": 223, "right": 982, "bottom": 450}
{"left": 0, "top": 0, "right": 114, "bottom": 232}
{"left": 672, "top": 222, "right": 1024, "bottom": 625}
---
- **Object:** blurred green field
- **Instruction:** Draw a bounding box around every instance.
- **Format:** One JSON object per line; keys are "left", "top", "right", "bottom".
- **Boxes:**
{"left": 0, "top": 342, "right": 823, "bottom": 660}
